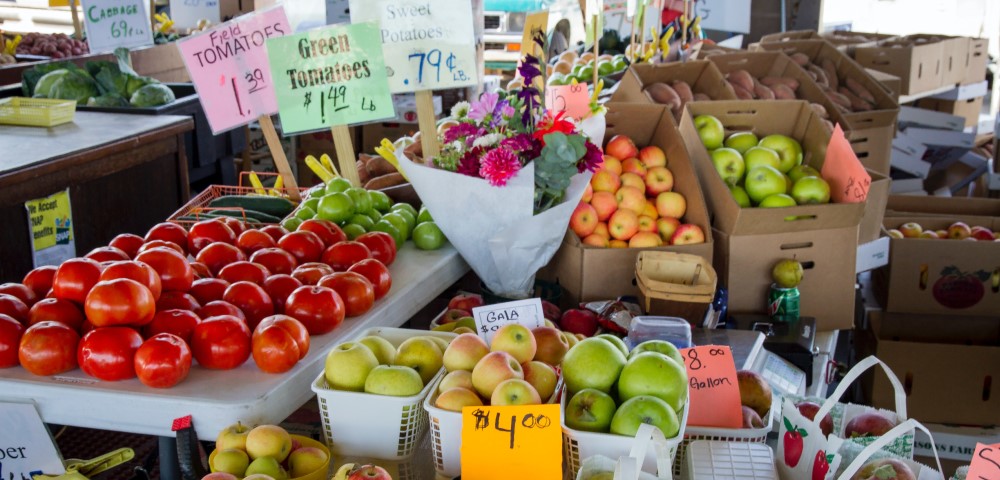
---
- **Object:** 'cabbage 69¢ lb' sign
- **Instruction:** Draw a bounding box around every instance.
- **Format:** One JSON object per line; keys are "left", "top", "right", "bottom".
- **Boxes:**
{"left": 80, "top": 0, "right": 154, "bottom": 53}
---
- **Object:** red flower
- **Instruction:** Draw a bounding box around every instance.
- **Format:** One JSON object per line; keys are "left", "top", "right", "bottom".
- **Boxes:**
{"left": 532, "top": 111, "right": 576, "bottom": 145}
{"left": 479, "top": 148, "right": 522, "bottom": 186}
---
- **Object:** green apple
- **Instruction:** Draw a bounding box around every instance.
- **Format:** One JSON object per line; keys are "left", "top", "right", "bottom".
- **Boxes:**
{"left": 307, "top": 186, "right": 327, "bottom": 198}
{"left": 791, "top": 176, "right": 831, "bottom": 204}
{"left": 342, "top": 224, "right": 366, "bottom": 240}
{"left": 617, "top": 351, "right": 688, "bottom": 411}
{"left": 758, "top": 193, "right": 797, "bottom": 208}
{"left": 565, "top": 388, "right": 617, "bottom": 433}
{"left": 367, "top": 209, "right": 383, "bottom": 223}
{"left": 324, "top": 342, "right": 379, "bottom": 392}
{"left": 394, "top": 337, "right": 443, "bottom": 385}
{"left": 317, "top": 192, "right": 355, "bottom": 223}
{"left": 324, "top": 177, "right": 352, "bottom": 195}
{"left": 785, "top": 173, "right": 794, "bottom": 194}
{"left": 244, "top": 456, "right": 287, "bottom": 480}
{"left": 723, "top": 131, "right": 759, "bottom": 154}
{"left": 412, "top": 222, "right": 445, "bottom": 250}
{"left": 772, "top": 258, "right": 804, "bottom": 288}
{"left": 693, "top": 115, "right": 725, "bottom": 150}
{"left": 393, "top": 209, "right": 417, "bottom": 233}
{"left": 358, "top": 335, "right": 396, "bottom": 365}
{"left": 561, "top": 337, "right": 627, "bottom": 395}
{"left": 547, "top": 72, "right": 567, "bottom": 86}
{"left": 743, "top": 146, "right": 781, "bottom": 172}
{"left": 302, "top": 197, "right": 321, "bottom": 212}
{"left": 245, "top": 424, "right": 292, "bottom": 462}
{"left": 630, "top": 340, "right": 684, "bottom": 367}
{"left": 610, "top": 395, "right": 680, "bottom": 438}
{"left": 416, "top": 206, "right": 433, "bottom": 224}
{"left": 579, "top": 64, "right": 595, "bottom": 80}
{"left": 210, "top": 448, "right": 249, "bottom": 476}
{"left": 368, "top": 190, "right": 392, "bottom": 212}
{"left": 729, "top": 185, "right": 751, "bottom": 208}
{"left": 597, "top": 60, "right": 615, "bottom": 76}
{"left": 788, "top": 164, "right": 821, "bottom": 183}
{"left": 758, "top": 134, "right": 803, "bottom": 173}
{"left": 744, "top": 165, "right": 787, "bottom": 204}
{"left": 364, "top": 365, "right": 424, "bottom": 396}
{"left": 596, "top": 334, "right": 629, "bottom": 358}
{"left": 287, "top": 447, "right": 328, "bottom": 478}
{"left": 215, "top": 422, "right": 250, "bottom": 451}
{"left": 491, "top": 378, "right": 542, "bottom": 406}
{"left": 710, "top": 148, "right": 746, "bottom": 186}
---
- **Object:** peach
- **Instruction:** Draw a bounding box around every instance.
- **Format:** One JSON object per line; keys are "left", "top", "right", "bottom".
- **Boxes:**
{"left": 655, "top": 191, "right": 687, "bottom": 219}
{"left": 615, "top": 186, "right": 646, "bottom": 214}
{"left": 645, "top": 166, "right": 674, "bottom": 196}
{"left": 608, "top": 209, "right": 639, "bottom": 240}
{"left": 621, "top": 158, "right": 647, "bottom": 178}
{"left": 591, "top": 191, "right": 618, "bottom": 222}
{"left": 619, "top": 172, "right": 645, "bottom": 192}
{"left": 570, "top": 202, "right": 599, "bottom": 238}
{"left": 591, "top": 170, "right": 621, "bottom": 193}
{"left": 629, "top": 231, "right": 662, "bottom": 248}
{"left": 638, "top": 145, "right": 667, "bottom": 168}
{"left": 670, "top": 224, "right": 705, "bottom": 245}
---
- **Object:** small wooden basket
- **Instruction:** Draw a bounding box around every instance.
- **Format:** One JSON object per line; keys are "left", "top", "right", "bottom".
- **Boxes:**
{"left": 635, "top": 251, "right": 717, "bottom": 324}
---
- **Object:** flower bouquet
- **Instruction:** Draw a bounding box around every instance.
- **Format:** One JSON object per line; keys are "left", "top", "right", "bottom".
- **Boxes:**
{"left": 396, "top": 51, "right": 606, "bottom": 299}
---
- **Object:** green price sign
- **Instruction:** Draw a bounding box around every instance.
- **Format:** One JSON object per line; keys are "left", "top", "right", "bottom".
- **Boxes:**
{"left": 266, "top": 22, "right": 395, "bottom": 135}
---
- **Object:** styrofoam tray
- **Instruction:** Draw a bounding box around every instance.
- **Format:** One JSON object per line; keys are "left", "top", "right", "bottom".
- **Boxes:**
{"left": 685, "top": 440, "right": 777, "bottom": 480}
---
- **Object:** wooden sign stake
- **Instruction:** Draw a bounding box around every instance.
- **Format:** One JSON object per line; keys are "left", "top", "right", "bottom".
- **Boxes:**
{"left": 591, "top": 14, "right": 599, "bottom": 87}
{"left": 257, "top": 115, "right": 301, "bottom": 201}
{"left": 415, "top": 90, "right": 439, "bottom": 159}
{"left": 69, "top": 0, "right": 83, "bottom": 41}
{"left": 331, "top": 125, "right": 361, "bottom": 187}
{"left": 682, "top": 0, "right": 689, "bottom": 47}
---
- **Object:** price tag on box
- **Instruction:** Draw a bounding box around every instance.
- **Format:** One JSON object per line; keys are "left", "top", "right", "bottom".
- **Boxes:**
{"left": 545, "top": 83, "right": 591, "bottom": 120}
{"left": 461, "top": 404, "right": 561, "bottom": 480}
{"left": 265, "top": 22, "right": 395, "bottom": 135}
{"left": 177, "top": 6, "right": 291, "bottom": 134}
{"left": 680, "top": 345, "right": 743, "bottom": 428}
{"left": 822, "top": 124, "right": 871, "bottom": 203}
{"left": 348, "top": 0, "right": 477, "bottom": 93}
{"left": 472, "top": 298, "right": 545, "bottom": 345}
{"left": 80, "top": 0, "right": 154, "bottom": 53}
{"left": 968, "top": 443, "right": 1000, "bottom": 480}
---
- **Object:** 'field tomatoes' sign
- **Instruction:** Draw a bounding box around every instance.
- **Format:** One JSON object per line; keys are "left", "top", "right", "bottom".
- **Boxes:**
{"left": 472, "top": 298, "right": 545, "bottom": 345}
{"left": 177, "top": 6, "right": 291, "bottom": 134}
{"left": 461, "top": 404, "right": 561, "bottom": 480}
{"left": 680, "top": 345, "right": 743, "bottom": 428}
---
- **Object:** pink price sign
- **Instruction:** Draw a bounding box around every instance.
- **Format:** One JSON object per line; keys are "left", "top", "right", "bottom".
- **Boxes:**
{"left": 177, "top": 6, "right": 291, "bottom": 135}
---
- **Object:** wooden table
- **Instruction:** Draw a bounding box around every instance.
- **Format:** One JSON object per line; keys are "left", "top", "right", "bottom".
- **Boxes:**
{"left": 0, "top": 111, "right": 194, "bottom": 281}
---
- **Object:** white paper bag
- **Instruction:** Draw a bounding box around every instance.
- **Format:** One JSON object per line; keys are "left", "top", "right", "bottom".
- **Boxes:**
{"left": 576, "top": 424, "right": 673, "bottom": 480}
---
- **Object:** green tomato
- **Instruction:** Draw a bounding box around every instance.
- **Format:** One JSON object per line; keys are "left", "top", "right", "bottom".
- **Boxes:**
{"left": 346, "top": 187, "right": 373, "bottom": 214}
{"left": 416, "top": 206, "right": 433, "bottom": 224}
{"left": 302, "top": 197, "right": 321, "bottom": 213}
{"left": 412, "top": 222, "right": 445, "bottom": 250}
{"left": 394, "top": 209, "right": 417, "bottom": 232}
{"left": 342, "top": 224, "right": 367, "bottom": 240}
{"left": 294, "top": 206, "right": 316, "bottom": 220}
{"left": 349, "top": 214, "right": 375, "bottom": 231}
{"left": 547, "top": 73, "right": 567, "bottom": 86}
{"left": 597, "top": 60, "right": 615, "bottom": 76}
{"left": 369, "top": 190, "right": 392, "bottom": 212}
{"left": 367, "top": 210, "right": 383, "bottom": 223}
{"left": 307, "top": 186, "right": 327, "bottom": 198}
{"left": 390, "top": 202, "right": 418, "bottom": 220}
{"left": 381, "top": 212, "right": 411, "bottom": 240}
{"left": 281, "top": 217, "right": 303, "bottom": 231}
{"left": 325, "top": 177, "right": 352, "bottom": 195}
{"left": 571, "top": 64, "right": 585, "bottom": 76}
{"left": 372, "top": 220, "right": 404, "bottom": 249}
{"left": 612, "top": 58, "right": 628, "bottom": 72}
{"left": 578, "top": 65, "right": 594, "bottom": 80}
{"left": 317, "top": 192, "right": 355, "bottom": 223}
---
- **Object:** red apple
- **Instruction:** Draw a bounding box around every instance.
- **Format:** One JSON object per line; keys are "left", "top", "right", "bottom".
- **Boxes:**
{"left": 741, "top": 405, "right": 764, "bottom": 428}
{"left": 970, "top": 226, "right": 995, "bottom": 241}
{"left": 448, "top": 293, "right": 483, "bottom": 312}
{"left": 347, "top": 464, "right": 391, "bottom": 480}
{"left": 570, "top": 202, "right": 599, "bottom": 238}
{"left": 670, "top": 224, "right": 705, "bottom": 245}
{"left": 561, "top": 308, "right": 598, "bottom": 337}
{"left": 605, "top": 135, "right": 638, "bottom": 160}
{"left": 541, "top": 300, "right": 561, "bottom": 323}
{"left": 897, "top": 222, "right": 922, "bottom": 238}
{"left": 795, "top": 401, "right": 833, "bottom": 436}
{"left": 844, "top": 412, "right": 895, "bottom": 438}
{"left": 440, "top": 308, "right": 470, "bottom": 324}
{"left": 591, "top": 191, "right": 618, "bottom": 222}
{"left": 638, "top": 145, "right": 667, "bottom": 168}
{"left": 947, "top": 222, "right": 971, "bottom": 239}
{"left": 582, "top": 234, "right": 609, "bottom": 247}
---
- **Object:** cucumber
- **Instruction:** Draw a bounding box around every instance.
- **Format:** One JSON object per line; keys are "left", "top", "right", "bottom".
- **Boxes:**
{"left": 207, "top": 195, "right": 296, "bottom": 217}
{"left": 204, "top": 208, "right": 279, "bottom": 223}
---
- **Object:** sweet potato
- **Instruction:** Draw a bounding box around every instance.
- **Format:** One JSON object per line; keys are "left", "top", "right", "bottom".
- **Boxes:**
{"left": 825, "top": 91, "right": 852, "bottom": 110}
{"left": 727, "top": 80, "right": 755, "bottom": 100}
{"left": 752, "top": 78, "right": 775, "bottom": 100}
{"left": 357, "top": 160, "right": 371, "bottom": 185}
{"left": 807, "top": 64, "right": 830, "bottom": 88}
{"left": 845, "top": 77, "right": 876, "bottom": 103}
{"left": 693, "top": 93, "right": 711, "bottom": 101}
{"left": 726, "top": 70, "right": 755, "bottom": 93}
{"left": 365, "top": 155, "right": 398, "bottom": 177}
{"left": 809, "top": 103, "right": 830, "bottom": 119}
{"left": 822, "top": 119, "right": 835, "bottom": 132}
{"left": 670, "top": 80, "right": 694, "bottom": 104}
{"left": 805, "top": 70, "right": 818, "bottom": 81}
{"left": 820, "top": 58, "right": 839, "bottom": 91}
{"left": 644, "top": 83, "right": 682, "bottom": 111}
{"left": 760, "top": 76, "right": 799, "bottom": 90}
{"left": 838, "top": 87, "right": 873, "bottom": 111}
{"left": 364, "top": 173, "right": 407, "bottom": 190}
{"left": 790, "top": 53, "right": 811, "bottom": 66}
{"left": 772, "top": 84, "right": 797, "bottom": 100}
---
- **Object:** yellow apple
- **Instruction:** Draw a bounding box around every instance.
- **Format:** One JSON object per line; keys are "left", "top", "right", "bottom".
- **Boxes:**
{"left": 394, "top": 337, "right": 444, "bottom": 384}
{"left": 490, "top": 323, "right": 537, "bottom": 364}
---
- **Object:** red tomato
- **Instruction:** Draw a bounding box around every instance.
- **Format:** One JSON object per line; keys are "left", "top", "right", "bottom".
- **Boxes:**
{"left": 190, "top": 315, "right": 251, "bottom": 369}
{"left": 237, "top": 229, "right": 277, "bottom": 255}
{"left": 252, "top": 324, "right": 300, "bottom": 373}
{"left": 78, "top": 326, "right": 143, "bottom": 381}
{"left": 142, "top": 310, "right": 201, "bottom": 346}
{"left": 144, "top": 222, "right": 188, "bottom": 254}
{"left": 284, "top": 285, "right": 344, "bottom": 335}
{"left": 0, "top": 283, "right": 38, "bottom": 307}
{"left": 135, "top": 247, "right": 194, "bottom": 293}
{"left": 134, "top": 333, "right": 192, "bottom": 388}
{"left": 190, "top": 262, "right": 213, "bottom": 279}
{"left": 197, "top": 300, "right": 246, "bottom": 322}
{"left": 321, "top": 241, "right": 372, "bottom": 272}
{"left": 187, "top": 220, "right": 236, "bottom": 255}
{"left": 0, "top": 314, "right": 25, "bottom": 367}
{"left": 318, "top": 272, "right": 375, "bottom": 317}
{"left": 139, "top": 240, "right": 185, "bottom": 255}
{"left": 22, "top": 266, "right": 57, "bottom": 300}
{"left": 85, "top": 246, "right": 130, "bottom": 263}
{"left": 259, "top": 225, "right": 289, "bottom": 243}
{"left": 156, "top": 291, "right": 201, "bottom": 312}
{"left": 52, "top": 258, "right": 103, "bottom": 304}
{"left": 348, "top": 259, "right": 392, "bottom": 300}
{"left": 298, "top": 219, "right": 347, "bottom": 247}
{"left": 277, "top": 231, "right": 325, "bottom": 264}
{"left": 262, "top": 275, "right": 302, "bottom": 313}
{"left": 218, "top": 261, "right": 270, "bottom": 285}
{"left": 84, "top": 279, "right": 156, "bottom": 328}
{"left": 291, "top": 262, "right": 335, "bottom": 286}
{"left": 0, "top": 294, "right": 29, "bottom": 324}
{"left": 109, "top": 233, "right": 145, "bottom": 259}
{"left": 100, "top": 261, "right": 162, "bottom": 301}
{"left": 18, "top": 321, "right": 79, "bottom": 376}
{"left": 215, "top": 217, "right": 246, "bottom": 237}
{"left": 250, "top": 248, "right": 297, "bottom": 275}
{"left": 196, "top": 242, "right": 247, "bottom": 276}
{"left": 223, "top": 281, "right": 274, "bottom": 329}
{"left": 255, "top": 314, "right": 309, "bottom": 359}
{"left": 357, "top": 232, "right": 397, "bottom": 266}
{"left": 189, "top": 278, "right": 230, "bottom": 305}
{"left": 29, "top": 298, "right": 85, "bottom": 331}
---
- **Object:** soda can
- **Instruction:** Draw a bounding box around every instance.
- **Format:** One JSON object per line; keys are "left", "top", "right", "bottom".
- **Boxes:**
{"left": 767, "top": 283, "right": 800, "bottom": 322}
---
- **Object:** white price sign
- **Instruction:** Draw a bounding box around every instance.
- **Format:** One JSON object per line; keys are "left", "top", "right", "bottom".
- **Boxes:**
{"left": 170, "top": 0, "right": 221, "bottom": 31}
{"left": 697, "top": 0, "right": 753, "bottom": 34}
{"left": 80, "top": 0, "right": 154, "bottom": 53}
{"left": 326, "top": 0, "right": 351, "bottom": 24}
{"left": 348, "top": 0, "right": 477, "bottom": 92}
{"left": 0, "top": 403, "right": 65, "bottom": 479}
{"left": 472, "top": 299, "right": 545, "bottom": 345}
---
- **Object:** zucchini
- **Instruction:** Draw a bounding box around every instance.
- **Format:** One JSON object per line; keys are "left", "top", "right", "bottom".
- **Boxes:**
{"left": 207, "top": 195, "right": 296, "bottom": 217}
{"left": 204, "top": 208, "right": 279, "bottom": 223}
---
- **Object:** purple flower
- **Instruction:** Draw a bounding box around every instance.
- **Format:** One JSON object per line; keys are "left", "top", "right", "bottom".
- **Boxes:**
{"left": 500, "top": 133, "right": 536, "bottom": 153}
{"left": 457, "top": 147, "right": 484, "bottom": 177}
{"left": 579, "top": 141, "right": 603, "bottom": 173}
{"left": 443, "top": 122, "right": 481, "bottom": 144}
{"left": 469, "top": 91, "right": 500, "bottom": 122}
{"left": 518, "top": 55, "right": 542, "bottom": 86}
{"left": 499, "top": 103, "right": 516, "bottom": 120}
{"left": 479, "top": 148, "right": 522, "bottom": 186}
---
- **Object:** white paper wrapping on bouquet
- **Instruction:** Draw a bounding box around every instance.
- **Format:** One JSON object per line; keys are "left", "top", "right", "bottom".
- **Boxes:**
{"left": 396, "top": 115, "right": 605, "bottom": 299}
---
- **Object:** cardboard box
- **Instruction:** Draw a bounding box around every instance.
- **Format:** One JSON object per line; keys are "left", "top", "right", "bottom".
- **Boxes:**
{"left": 860, "top": 311, "right": 1000, "bottom": 426}
{"left": 914, "top": 423, "right": 1000, "bottom": 477}
{"left": 877, "top": 214, "right": 1000, "bottom": 316}
{"left": 891, "top": 131, "right": 931, "bottom": 178}
{"left": 757, "top": 30, "right": 820, "bottom": 45}
{"left": 679, "top": 100, "right": 867, "bottom": 236}
{"left": 856, "top": 236, "right": 890, "bottom": 273}
{"left": 938, "top": 36, "right": 971, "bottom": 86}
{"left": 898, "top": 105, "right": 965, "bottom": 132}
{"left": 610, "top": 61, "right": 737, "bottom": 113}
{"left": 905, "top": 127, "right": 975, "bottom": 166}
{"left": 886, "top": 194, "right": 1000, "bottom": 217}
{"left": 753, "top": 40, "right": 900, "bottom": 175}
{"left": 928, "top": 80, "right": 988, "bottom": 101}
{"left": 923, "top": 151, "right": 991, "bottom": 196}
{"left": 131, "top": 43, "right": 189, "bottom": 83}
{"left": 713, "top": 224, "right": 859, "bottom": 331}
{"left": 916, "top": 96, "right": 984, "bottom": 128}
{"left": 864, "top": 68, "right": 901, "bottom": 101}
{"left": 963, "top": 38, "right": 989, "bottom": 84}
{"left": 855, "top": 37, "right": 944, "bottom": 95}
{"left": 537, "top": 103, "right": 714, "bottom": 306}
{"left": 822, "top": 31, "right": 896, "bottom": 55}
{"left": 859, "top": 169, "right": 890, "bottom": 244}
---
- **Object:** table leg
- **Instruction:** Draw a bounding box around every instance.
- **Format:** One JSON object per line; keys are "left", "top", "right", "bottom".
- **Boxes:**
{"left": 159, "top": 436, "right": 180, "bottom": 480}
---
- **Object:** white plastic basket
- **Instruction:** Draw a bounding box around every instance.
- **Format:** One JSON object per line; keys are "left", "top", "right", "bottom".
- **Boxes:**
{"left": 675, "top": 396, "right": 777, "bottom": 479}
{"left": 685, "top": 440, "right": 777, "bottom": 480}
{"left": 311, "top": 327, "right": 456, "bottom": 460}
{"left": 561, "top": 389, "right": 690, "bottom": 479}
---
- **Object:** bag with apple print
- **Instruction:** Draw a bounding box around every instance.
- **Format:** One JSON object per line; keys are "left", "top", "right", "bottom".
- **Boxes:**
{"left": 831, "top": 418, "right": 945, "bottom": 480}
{"left": 777, "top": 356, "right": 915, "bottom": 480}
{"left": 575, "top": 424, "right": 673, "bottom": 480}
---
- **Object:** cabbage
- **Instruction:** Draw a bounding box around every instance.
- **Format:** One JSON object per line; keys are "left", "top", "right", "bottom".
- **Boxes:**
{"left": 129, "top": 84, "right": 175, "bottom": 107}
{"left": 87, "top": 94, "right": 130, "bottom": 107}
{"left": 49, "top": 71, "right": 99, "bottom": 105}
{"left": 35, "top": 70, "right": 70, "bottom": 98}
{"left": 126, "top": 75, "right": 157, "bottom": 97}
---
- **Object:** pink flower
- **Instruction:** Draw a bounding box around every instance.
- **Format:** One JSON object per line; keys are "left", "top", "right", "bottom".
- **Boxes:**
{"left": 479, "top": 148, "right": 522, "bottom": 186}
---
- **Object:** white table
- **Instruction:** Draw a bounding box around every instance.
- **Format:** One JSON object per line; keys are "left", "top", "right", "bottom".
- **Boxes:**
{"left": 0, "top": 244, "right": 469, "bottom": 440}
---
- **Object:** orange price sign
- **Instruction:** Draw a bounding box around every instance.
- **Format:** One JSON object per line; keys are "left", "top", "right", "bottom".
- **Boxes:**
{"left": 968, "top": 443, "right": 1000, "bottom": 480}
{"left": 461, "top": 404, "right": 562, "bottom": 480}
{"left": 821, "top": 123, "right": 871, "bottom": 203}
{"left": 679, "top": 345, "right": 743, "bottom": 428}
{"left": 544, "top": 83, "right": 591, "bottom": 120}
